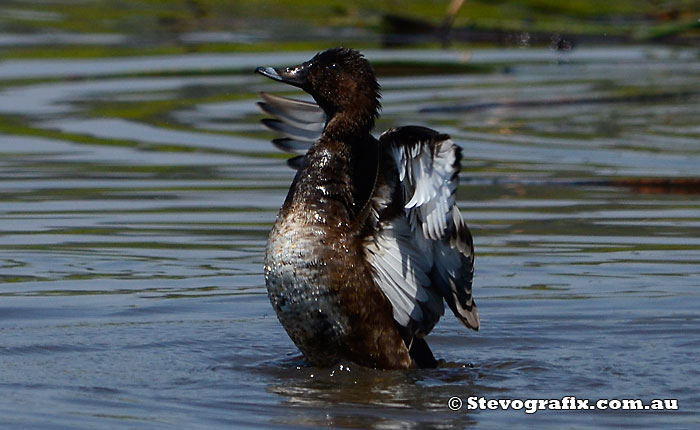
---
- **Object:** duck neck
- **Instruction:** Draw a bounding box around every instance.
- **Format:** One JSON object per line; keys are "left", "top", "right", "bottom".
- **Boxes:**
{"left": 321, "top": 95, "right": 379, "bottom": 140}
{"left": 294, "top": 138, "right": 354, "bottom": 222}
{"left": 323, "top": 113, "right": 374, "bottom": 140}
{"left": 293, "top": 126, "right": 377, "bottom": 222}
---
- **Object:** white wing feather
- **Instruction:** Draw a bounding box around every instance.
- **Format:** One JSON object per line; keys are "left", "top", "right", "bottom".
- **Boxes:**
{"left": 368, "top": 127, "right": 479, "bottom": 335}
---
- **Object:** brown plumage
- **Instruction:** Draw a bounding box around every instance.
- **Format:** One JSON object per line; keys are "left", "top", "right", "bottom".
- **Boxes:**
{"left": 257, "top": 48, "right": 478, "bottom": 369}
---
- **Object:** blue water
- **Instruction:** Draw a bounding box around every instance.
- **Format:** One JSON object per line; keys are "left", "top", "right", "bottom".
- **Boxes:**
{"left": 1, "top": 27, "right": 699, "bottom": 430}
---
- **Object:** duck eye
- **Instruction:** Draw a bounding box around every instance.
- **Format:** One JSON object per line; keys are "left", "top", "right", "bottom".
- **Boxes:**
{"left": 330, "top": 63, "right": 337, "bottom": 69}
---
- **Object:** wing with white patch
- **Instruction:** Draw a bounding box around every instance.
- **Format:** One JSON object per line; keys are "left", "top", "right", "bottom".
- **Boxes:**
{"left": 257, "top": 92, "right": 326, "bottom": 161}
{"left": 366, "top": 126, "right": 479, "bottom": 335}
{"left": 365, "top": 215, "right": 445, "bottom": 335}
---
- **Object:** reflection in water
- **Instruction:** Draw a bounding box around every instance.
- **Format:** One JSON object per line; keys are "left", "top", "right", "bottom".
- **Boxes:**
{"left": 264, "top": 361, "right": 480, "bottom": 429}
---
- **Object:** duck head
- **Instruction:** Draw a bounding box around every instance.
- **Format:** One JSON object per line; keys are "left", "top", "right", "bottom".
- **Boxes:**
{"left": 256, "top": 48, "right": 381, "bottom": 133}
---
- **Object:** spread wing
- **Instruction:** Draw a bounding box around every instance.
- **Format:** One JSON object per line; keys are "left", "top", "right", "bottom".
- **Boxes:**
{"left": 365, "top": 126, "right": 479, "bottom": 337}
{"left": 257, "top": 92, "right": 326, "bottom": 168}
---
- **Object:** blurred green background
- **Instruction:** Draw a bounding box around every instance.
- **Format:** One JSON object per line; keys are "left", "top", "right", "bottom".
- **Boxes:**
{"left": 1, "top": 0, "right": 698, "bottom": 59}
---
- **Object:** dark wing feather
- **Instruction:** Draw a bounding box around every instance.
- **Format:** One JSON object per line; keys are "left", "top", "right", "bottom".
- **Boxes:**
{"left": 257, "top": 92, "right": 326, "bottom": 162}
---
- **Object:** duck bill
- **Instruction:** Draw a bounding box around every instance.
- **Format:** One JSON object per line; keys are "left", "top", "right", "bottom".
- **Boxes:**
{"left": 255, "top": 63, "right": 309, "bottom": 89}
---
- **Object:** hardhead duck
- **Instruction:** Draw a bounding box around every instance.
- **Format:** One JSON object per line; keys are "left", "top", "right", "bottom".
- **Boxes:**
{"left": 256, "top": 47, "right": 478, "bottom": 369}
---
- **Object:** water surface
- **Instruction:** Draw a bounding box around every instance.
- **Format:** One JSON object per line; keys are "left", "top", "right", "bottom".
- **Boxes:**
{"left": 1, "top": 42, "right": 699, "bottom": 429}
